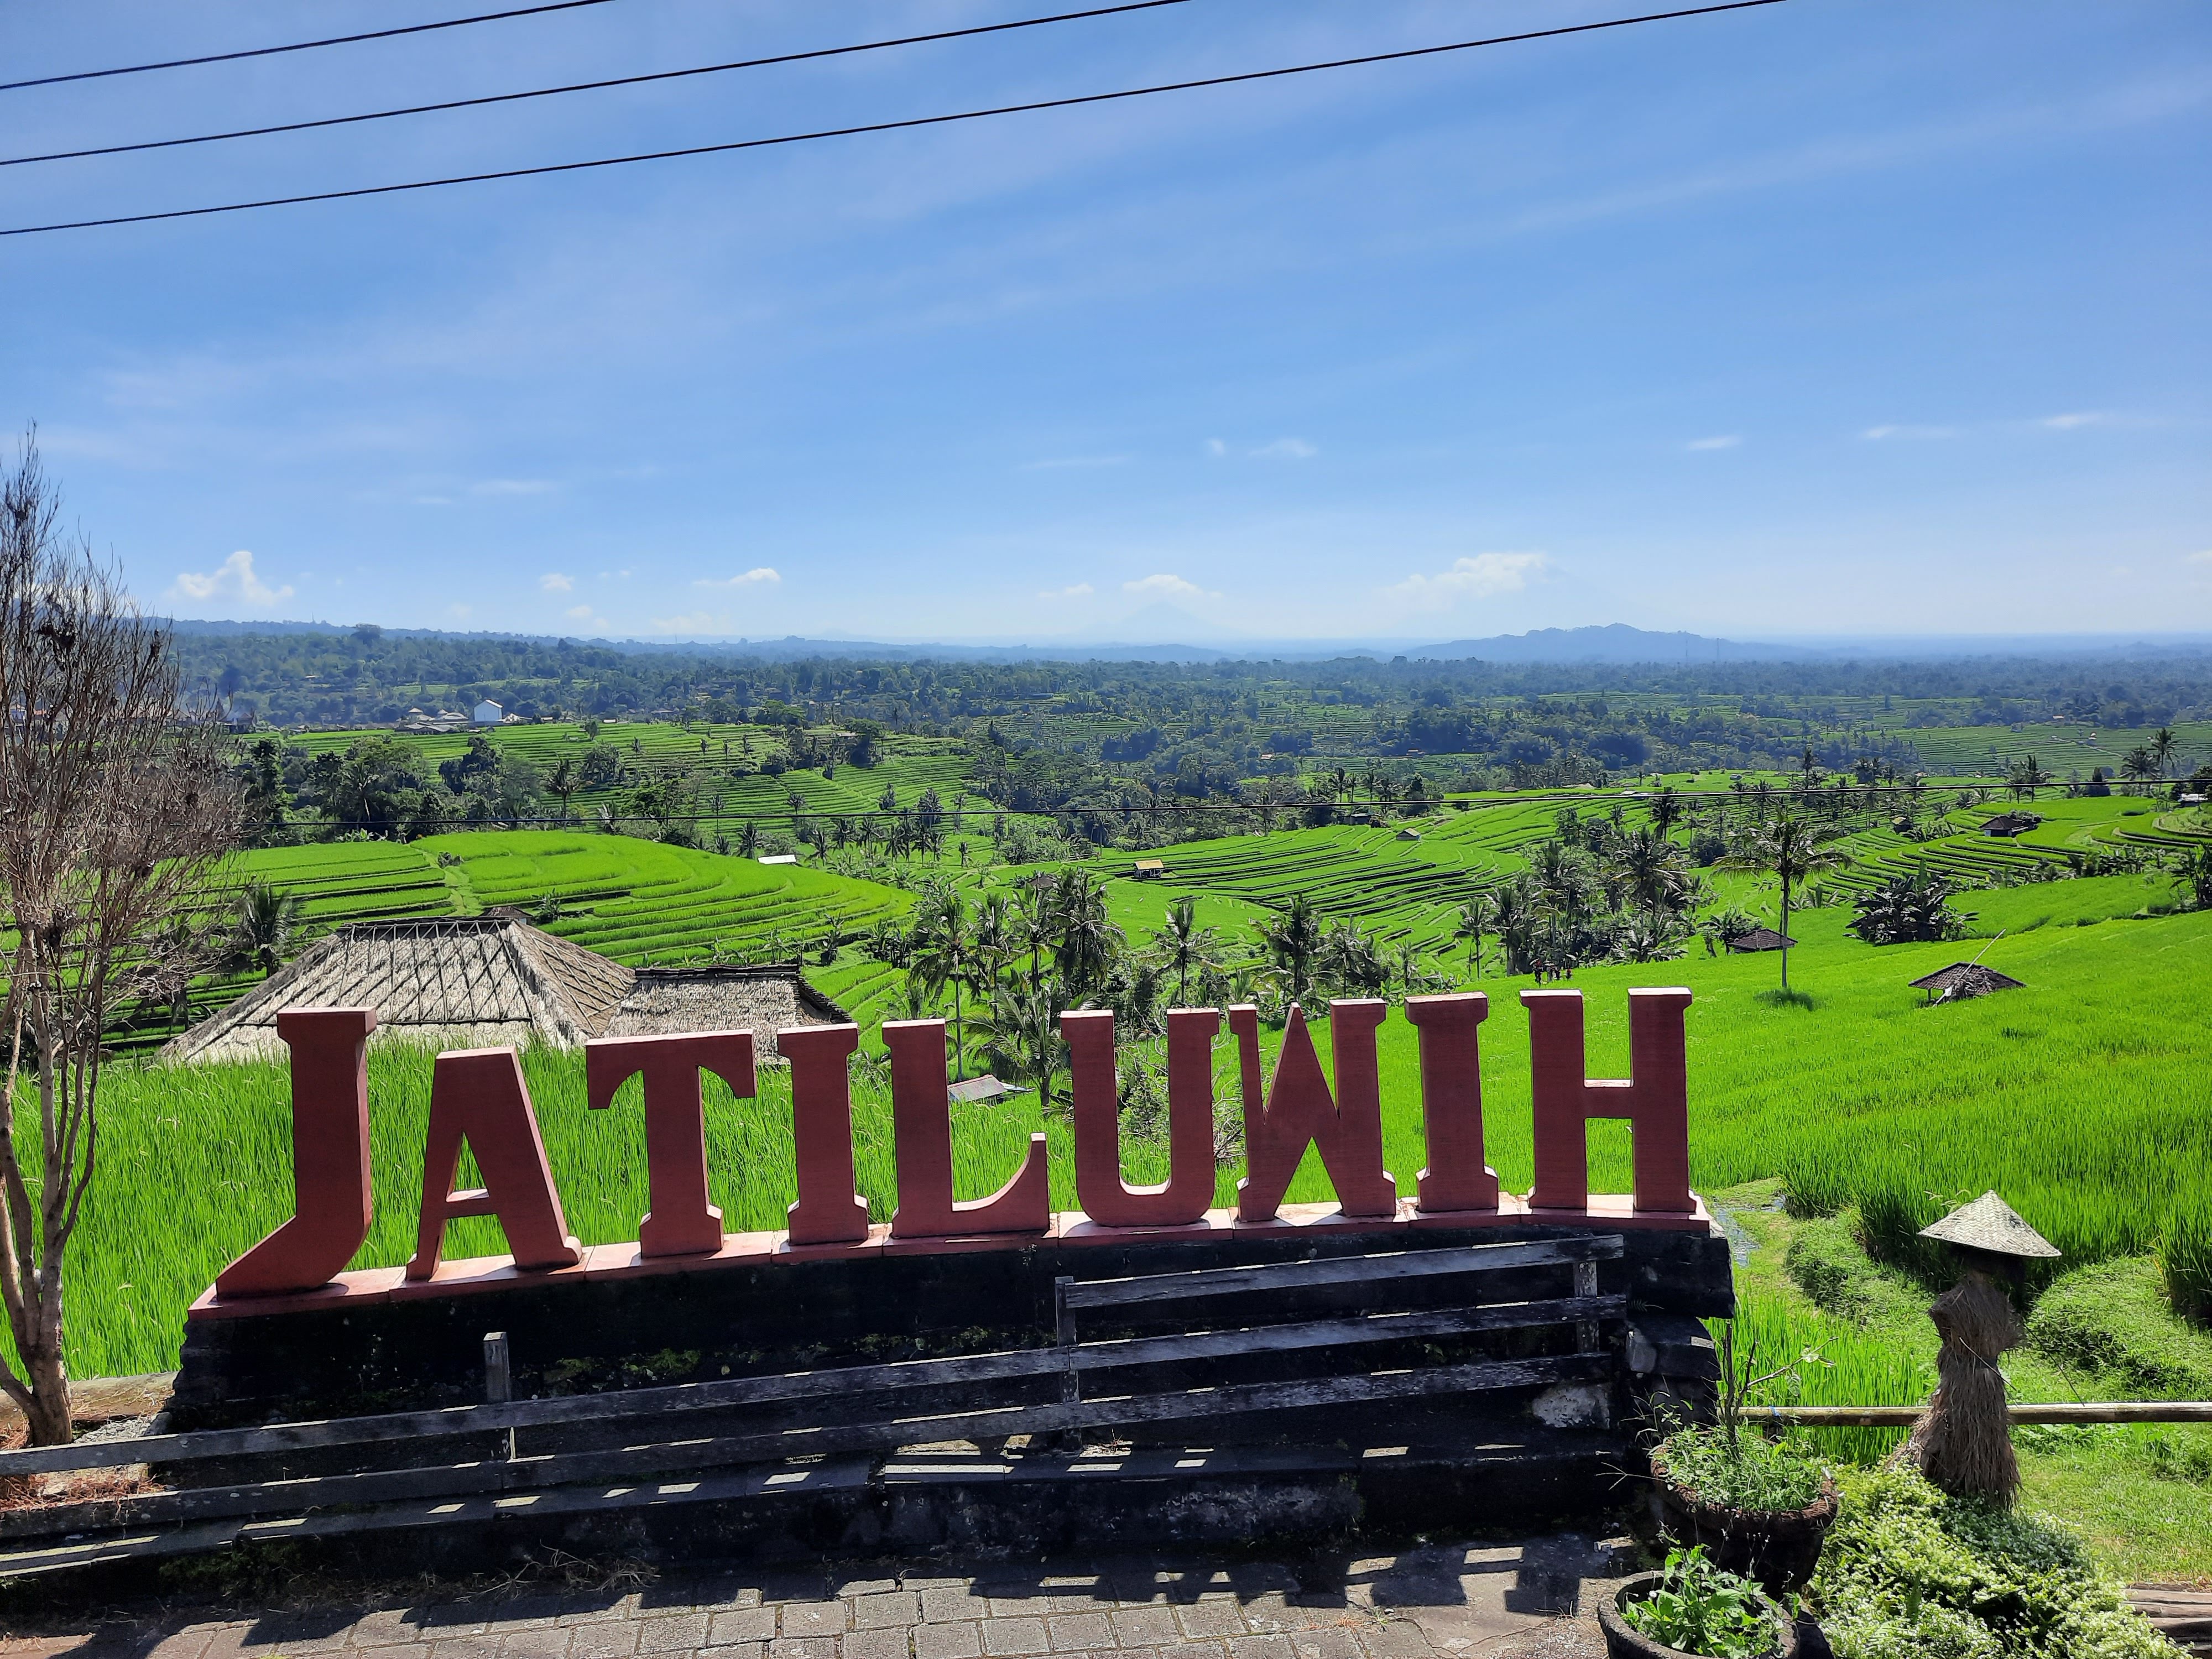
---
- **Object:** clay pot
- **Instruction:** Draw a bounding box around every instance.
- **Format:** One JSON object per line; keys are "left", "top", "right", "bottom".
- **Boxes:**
{"left": 1648, "top": 1449, "right": 1840, "bottom": 1598}
{"left": 1598, "top": 1571, "right": 1800, "bottom": 1659}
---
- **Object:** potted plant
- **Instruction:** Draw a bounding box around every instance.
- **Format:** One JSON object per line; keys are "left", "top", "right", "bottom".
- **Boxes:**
{"left": 1600, "top": 1546, "right": 1798, "bottom": 1659}
{"left": 1647, "top": 1324, "right": 1838, "bottom": 1596}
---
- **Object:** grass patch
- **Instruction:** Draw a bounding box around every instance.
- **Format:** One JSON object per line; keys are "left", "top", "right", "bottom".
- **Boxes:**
{"left": 2025, "top": 1256, "right": 2212, "bottom": 1399}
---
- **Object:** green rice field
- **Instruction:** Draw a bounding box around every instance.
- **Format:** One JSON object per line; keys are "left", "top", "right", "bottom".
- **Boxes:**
{"left": 45, "top": 896, "right": 2212, "bottom": 1384}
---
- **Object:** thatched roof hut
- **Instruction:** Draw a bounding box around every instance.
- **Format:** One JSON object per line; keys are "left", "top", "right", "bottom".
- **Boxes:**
{"left": 161, "top": 913, "right": 849, "bottom": 1065}
{"left": 1910, "top": 962, "right": 2025, "bottom": 1003}
{"left": 1725, "top": 927, "right": 1797, "bottom": 953}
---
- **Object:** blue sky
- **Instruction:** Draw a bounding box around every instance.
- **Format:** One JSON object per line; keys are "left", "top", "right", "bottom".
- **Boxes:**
{"left": 4, "top": 0, "right": 2207, "bottom": 644}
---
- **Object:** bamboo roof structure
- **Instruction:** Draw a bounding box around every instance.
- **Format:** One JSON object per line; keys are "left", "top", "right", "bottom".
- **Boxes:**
{"left": 161, "top": 915, "right": 849, "bottom": 1065}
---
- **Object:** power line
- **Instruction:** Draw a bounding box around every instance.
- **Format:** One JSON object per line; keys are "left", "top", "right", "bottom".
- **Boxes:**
{"left": 0, "top": 1, "right": 617, "bottom": 95}
{"left": 2, "top": 1, "right": 1785, "bottom": 238}
{"left": 3, "top": 1, "right": 1194, "bottom": 170}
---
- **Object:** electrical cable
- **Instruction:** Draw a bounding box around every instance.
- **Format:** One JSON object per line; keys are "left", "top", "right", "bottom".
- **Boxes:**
{"left": 1, "top": 1, "right": 617, "bottom": 95}
{"left": 3, "top": 1, "right": 1194, "bottom": 170}
{"left": 1, "top": 1, "right": 1784, "bottom": 237}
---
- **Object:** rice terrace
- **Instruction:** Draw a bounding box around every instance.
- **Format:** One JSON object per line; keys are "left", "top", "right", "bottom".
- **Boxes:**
{"left": 6, "top": 2, "right": 2212, "bottom": 1656}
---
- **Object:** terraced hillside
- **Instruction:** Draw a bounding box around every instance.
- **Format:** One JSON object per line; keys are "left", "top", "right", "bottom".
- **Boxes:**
{"left": 422, "top": 832, "right": 913, "bottom": 964}
{"left": 289, "top": 721, "right": 975, "bottom": 834}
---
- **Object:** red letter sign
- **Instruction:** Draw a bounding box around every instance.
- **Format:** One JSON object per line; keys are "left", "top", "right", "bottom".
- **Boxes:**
{"left": 407, "top": 1047, "right": 582, "bottom": 1278}
{"left": 1065, "top": 1007, "right": 1217, "bottom": 1228}
{"left": 884, "top": 1019, "right": 1048, "bottom": 1239}
{"left": 1232, "top": 1001, "right": 1396, "bottom": 1222}
{"left": 215, "top": 1007, "right": 378, "bottom": 1297}
{"left": 1405, "top": 992, "right": 1499, "bottom": 1215}
{"left": 1524, "top": 988, "right": 1694, "bottom": 1215}
{"left": 781, "top": 1023, "right": 872, "bottom": 1246}
{"left": 586, "top": 1031, "right": 754, "bottom": 1258}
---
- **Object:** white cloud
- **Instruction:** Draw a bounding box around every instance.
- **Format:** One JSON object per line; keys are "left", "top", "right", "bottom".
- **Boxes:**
{"left": 448, "top": 603, "right": 472, "bottom": 619}
{"left": 1861, "top": 424, "right": 1957, "bottom": 441}
{"left": 2041, "top": 411, "right": 2114, "bottom": 430}
{"left": 1250, "top": 438, "right": 1317, "bottom": 460}
{"left": 1205, "top": 439, "right": 1227, "bottom": 458}
{"left": 1383, "top": 552, "right": 1550, "bottom": 610}
{"left": 650, "top": 611, "right": 722, "bottom": 633}
{"left": 165, "top": 550, "right": 293, "bottom": 609}
{"left": 472, "top": 478, "right": 556, "bottom": 496}
{"left": 540, "top": 572, "right": 574, "bottom": 592}
{"left": 564, "top": 604, "right": 605, "bottom": 628}
{"left": 2187, "top": 549, "right": 2212, "bottom": 566}
{"left": 1686, "top": 435, "right": 1741, "bottom": 451}
{"left": 692, "top": 567, "right": 781, "bottom": 589}
{"left": 1123, "top": 573, "right": 1220, "bottom": 601}
{"left": 1039, "top": 582, "right": 1094, "bottom": 600}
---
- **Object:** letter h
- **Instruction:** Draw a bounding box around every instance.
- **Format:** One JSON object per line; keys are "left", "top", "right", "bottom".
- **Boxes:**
{"left": 1524, "top": 988, "right": 1694, "bottom": 1215}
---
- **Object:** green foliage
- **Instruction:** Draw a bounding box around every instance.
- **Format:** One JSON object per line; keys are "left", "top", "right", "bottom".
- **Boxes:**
{"left": 2163, "top": 1190, "right": 2212, "bottom": 1325}
{"left": 1784, "top": 1214, "right": 1888, "bottom": 1323}
{"left": 1812, "top": 1467, "right": 2172, "bottom": 1658}
{"left": 1849, "top": 868, "right": 1967, "bottom": 945}
{"left": 2026, "top": 1256, "right": 2212, "bottom": 1396}
{"left": 1656, "top": 1422, "right": 1829, "bottom": 1513}
{"left": 1620, "top": 1546, "right": 1778, "bottom": 1658}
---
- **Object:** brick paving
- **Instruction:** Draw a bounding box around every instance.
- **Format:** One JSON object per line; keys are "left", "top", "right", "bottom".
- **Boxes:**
{"left": 0, "top": 1537, "right": 1634, "bottom": 1659}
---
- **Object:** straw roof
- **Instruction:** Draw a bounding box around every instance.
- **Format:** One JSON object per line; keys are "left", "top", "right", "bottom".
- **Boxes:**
{"left": 162, "top": 916, "right": 848, "bottom": 1065}
{"left": 1920, "top": 1191, "right": 2061, "bottom": 1259}
{"left": 1910, "top": 962, "right": 2025, "bottom": 1000}
{"left": 1725, "top": 927, "right": 1797, "bottom": 953}
{"left": 604, "top": 966, "right": 851, "bottom": 1061}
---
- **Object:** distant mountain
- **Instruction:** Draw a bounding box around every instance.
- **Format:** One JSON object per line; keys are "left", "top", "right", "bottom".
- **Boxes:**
{"left": 1410, "top": 624, "right": 1813, "bottom": 664}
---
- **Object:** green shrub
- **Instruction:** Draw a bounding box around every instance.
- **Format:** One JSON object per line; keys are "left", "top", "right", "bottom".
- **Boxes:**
{"left": 2162, "top": 1192, "right": 2212, "bottom": 1325}
{"left": 1656, "top": 1421, "right": 1830, "bottom": 1512}
{"left": 1785, "top": 1214, "right": 1884, "bottom": 1322}
{"left": 2025, "top": 1256, "right": 2212, "bottom": 1397}
{"left": 1812, "top": 1467, "right": 2171, "bottom": 1658}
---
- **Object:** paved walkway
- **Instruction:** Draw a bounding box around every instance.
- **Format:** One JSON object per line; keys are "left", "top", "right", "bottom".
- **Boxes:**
{"left": 0, "top": 1537, "right": 1635, "bottom": 1659}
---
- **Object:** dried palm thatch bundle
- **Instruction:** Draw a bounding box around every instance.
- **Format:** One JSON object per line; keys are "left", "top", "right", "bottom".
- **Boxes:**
{"left": 1903, "top": 1269, "right": 2023, "bottom": 1504}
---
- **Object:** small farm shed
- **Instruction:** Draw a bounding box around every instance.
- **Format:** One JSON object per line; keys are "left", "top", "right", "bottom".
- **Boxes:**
{"left": 946, "top": 1074, "right": 1025, "bottom": 1104}
{"left": 1981, "top": 811, "right": 2041, "bottom": 837}
{"left": 1725, "top": 927, "right": 1797, "bottom": 953}
{"left": 161, "top": 914, "right": 849, "bottom": 1065}
{"left": 471, "top": 700, "right": 503, "bottom": 724}
{"left": 1131, "top": 858, "right": 1166, "bottom": 879}
{"left": 1910, "top": 963, "right": 2026, "bottom": 1004}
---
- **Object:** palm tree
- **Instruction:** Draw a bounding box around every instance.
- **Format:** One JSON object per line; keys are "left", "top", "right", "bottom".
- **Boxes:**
{"left": 975, "top": 979, "right": 1067, "bottom": 1109}
{"left": 1611, "top": 825, "right": 1690, "bottom": 932}
{"left": 1650, "top": 786, "right": 1682, "bottom": 839}
{"left": 907, "top": 890, "right": 977, "bottom": 1079}
{"left": 1152, "top": 895, "right": 1220, "bottom": 1007}
{"left": 1453, "top": 896, "right": 1490, "bottom": 979}
{"left": 2152, "top": 726, "right": 2179, "bottom": 780}
{"left": 1052, "top": 869, "right": 1123, "bottom": 994}
{"left": 2007, "top": 755, "right": 2049, "bottom": 800}
{"left": 231, "top": 883, "right": 301, "bottom": 978}
{"left": 1256, "top": 891, "right": 1322, "bottom": 1003}
{"left": 1717, "top": 813, "right": 1849, "bottom": 993}
{"left": 545, "top": 756, "right": 580, "bottom": 821}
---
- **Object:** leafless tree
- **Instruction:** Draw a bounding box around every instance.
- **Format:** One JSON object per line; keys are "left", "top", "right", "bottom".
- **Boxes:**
{"left": 0, "top": 434, "right": 243, "bottom": 1445}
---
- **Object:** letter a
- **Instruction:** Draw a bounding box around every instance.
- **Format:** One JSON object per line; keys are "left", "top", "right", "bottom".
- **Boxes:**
{"left": 884, "top": 1019, "right": 1048, "bottom": 1239}
{"left": 586, "top": 1030, "right": 754, "bottom": 1256}
{"left": 216, "top": 1007, "right": 378, "bottom": 1297}
{"left": 1232, "top": 1001, "right": 1396, "bottom": 1222}
{"left": 407, "top": 1047, "right": 582, "bottom": 1278}
{"left": 1065, "top": 1007, "right": 1215, "bottom": 1228}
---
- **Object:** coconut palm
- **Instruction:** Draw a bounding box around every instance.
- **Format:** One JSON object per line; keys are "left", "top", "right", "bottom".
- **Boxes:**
{"left": 1256, "top": 891, "right": 1323, "bottom": 1003}
{"left": 1151, "top": 895, "right": 1221, "bottom": 1007}
{"left": 1717, "top": 813, "right": 1849, "bottom": 993}
{"left": 974, "top": 979, "right": 1067, "bottom": 1109}
{"left": 2151, "top": 726, "right": 2179, "bottom": 779}
{"left": 229, "top": 883, "right": 301, "bottom": 978}
{"left": 1052, "top": 869, "right": 1123, "bottom": 994}
{"left": 1453, "top": 896, "right": 1490, "bottom": 979}
{"left": 907, "top": 889, "right": 978, "bottom": 1079}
